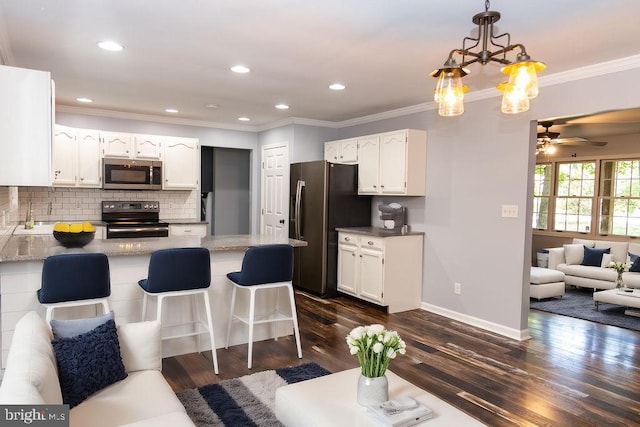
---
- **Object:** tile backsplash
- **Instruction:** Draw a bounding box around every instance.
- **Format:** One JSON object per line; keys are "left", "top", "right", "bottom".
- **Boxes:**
{"left": 16, "top": 187, "right": 199, "bottom": 223}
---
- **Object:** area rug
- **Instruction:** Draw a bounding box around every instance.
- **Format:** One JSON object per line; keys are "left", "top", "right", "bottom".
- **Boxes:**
{"left": 530, "top": 288, "right": 640, "bottom": 332}
{"left": 177, "top": 362, "right": 330, "bottom": 427}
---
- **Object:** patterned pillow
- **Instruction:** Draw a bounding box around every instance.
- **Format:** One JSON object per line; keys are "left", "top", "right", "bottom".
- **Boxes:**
{"left": 52, "top": 319, "right": 127, "bottom": 408}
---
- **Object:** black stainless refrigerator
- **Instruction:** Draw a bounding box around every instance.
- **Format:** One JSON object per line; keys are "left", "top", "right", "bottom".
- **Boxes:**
{"left": 290, "top": 161, "right": 372, "bottom": 296}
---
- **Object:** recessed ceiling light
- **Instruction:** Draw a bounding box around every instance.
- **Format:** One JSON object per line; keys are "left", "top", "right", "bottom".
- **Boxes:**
{"left": 275, "top": 103, "right": 290, "bottom": 110}
{"left": 165, "top": 108, "right": 179, "bottom": 113}
{"left": 97, "top": 40, "right": 124, "bottom": 52}
{"left": 238, "top": 117, "right": 250, "bottom": 121}
{"left": 231, "top": 65, "right": 250, "bottom": 74}
{"left": 76, "top": 97, "right": 93, "bottom": 103}
{"left": 329, "top": 83, "right": 346, "bottom": 91}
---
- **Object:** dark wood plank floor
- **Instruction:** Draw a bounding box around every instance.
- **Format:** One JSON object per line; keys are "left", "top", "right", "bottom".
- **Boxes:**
{"left": 163, "top": 291, "right": 640, "bottom": 426}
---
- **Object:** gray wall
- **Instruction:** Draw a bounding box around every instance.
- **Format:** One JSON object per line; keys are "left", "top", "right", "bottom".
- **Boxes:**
{"left": 213, "top": 147, "right": 250, "bottom": 235}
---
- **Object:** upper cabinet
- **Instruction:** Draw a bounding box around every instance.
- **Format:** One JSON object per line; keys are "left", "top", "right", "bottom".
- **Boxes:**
{"left": 359, "top": 129, "right": 426, "bottom": 196}
{"left": 163, "top": 137, "right": 200, "bottom": 190}
{"left": 0, "top": 65, "right": 53, "bottom": 186}
{"left": 52, "top": 125, "right": 101, "bottom": 188}
{"left": 324, "top": 138, "right": 358, "bottom": 164}
{"left": 134, "top": 134, "right": 162, "bottom": 160}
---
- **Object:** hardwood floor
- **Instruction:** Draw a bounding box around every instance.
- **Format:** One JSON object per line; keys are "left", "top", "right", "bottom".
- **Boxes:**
{"left": 163, "top": 291, "right": 640, "bottom": 426}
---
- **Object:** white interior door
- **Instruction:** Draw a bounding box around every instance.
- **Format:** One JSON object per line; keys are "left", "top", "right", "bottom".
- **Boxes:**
{"left": 261, "top": 143, "right": 289, "bottom": 237}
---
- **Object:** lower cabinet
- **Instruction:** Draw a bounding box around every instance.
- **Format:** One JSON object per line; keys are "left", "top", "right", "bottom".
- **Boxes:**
{"left": 337, "top": 231, "right": 423, "bottom": 313}
{"left": 169, "top": 224, "right": 207, "bottom": 238}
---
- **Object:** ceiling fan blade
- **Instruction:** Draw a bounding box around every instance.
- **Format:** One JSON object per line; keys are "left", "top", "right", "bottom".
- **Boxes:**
{"left": 557, "top": 137, "right": 608, "bottom": 146}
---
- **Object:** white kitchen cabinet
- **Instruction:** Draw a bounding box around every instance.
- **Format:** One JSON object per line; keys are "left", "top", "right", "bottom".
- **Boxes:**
{"left": 52, "top": 126, "right": 101, "bottom": 188}
{"left": 163, "top": 137, "right": 200, "bottom": 190}
{"left": 324, "top": 138, "right": 358, "bottom": 164}
{"left": 169, "top": 224, "right": 207, "bottom": 238}
{"left": 102, "top": 131, "right": 133, "bottom": 158}
{"left": 134, "top": 134, "right": 162, "bottom": 160}
{"left": 0, "top": 65, "right": 53, "bottom": 186}
{"left": 357, "top": 129, "right": 426, "bottom": 196}
{"left": 337, "top": 231, "right": 423, "bottom": 313}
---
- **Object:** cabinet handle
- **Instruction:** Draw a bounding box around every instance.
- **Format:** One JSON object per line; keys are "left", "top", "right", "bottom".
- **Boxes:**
{"left": 359, "top": 255, "right": 363, "bottom": 258}
{"left": 380, "top": 185, "right": 385, "bottom": 188}
{"left": 367, "top": 241, "right": 374, "bottom": 246}
{"left": 340, "top": 155, "right": 343, "bottom": 158}
{"left": 352, "top": 253, "right": 355, "bottom": 257}
{"left": 345, "top": 237, "right": 350, "bottom": 242}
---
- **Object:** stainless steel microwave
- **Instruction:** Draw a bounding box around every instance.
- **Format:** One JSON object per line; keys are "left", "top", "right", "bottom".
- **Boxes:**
{"left": 103, "top": 158, "right": 162, "bottom": 190}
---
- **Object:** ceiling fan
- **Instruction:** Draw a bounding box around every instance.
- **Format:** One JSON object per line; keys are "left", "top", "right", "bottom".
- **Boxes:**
{"left": 536, "top": 121, "right": 607, "bottom": 155}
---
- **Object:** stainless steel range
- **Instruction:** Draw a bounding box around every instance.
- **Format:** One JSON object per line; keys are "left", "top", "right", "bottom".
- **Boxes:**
{"left": 101, "top": 201, "right": 169, "bottom": 239}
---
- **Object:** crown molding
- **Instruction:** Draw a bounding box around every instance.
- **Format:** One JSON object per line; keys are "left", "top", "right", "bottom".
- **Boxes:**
{"left": 55, "top": 104, "right": 256, "bottom": 132}
{"left": 56, "top": 54, "right": 640, "bottom": 133}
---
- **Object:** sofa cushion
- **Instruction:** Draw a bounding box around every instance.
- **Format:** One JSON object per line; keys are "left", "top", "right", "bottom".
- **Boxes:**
{"left": 573, "top": 238, "right": 595, "bottom": 247}
{"left": 52, "top": 319, "right": 127, "bottom": 408}
{"left": 69, "top": 371, "right": 191, "bottom": 427}
{"left": 51, "top": 311, "right": 114, "bottom": 338}
{"left": 601, "top": 253, "right": 614, "bottom": 268}
{"left": 581, "top": 246, "right": 610, "bottom": 267}
{"left": 558, "top": 264, "right": 618, "bottom": 281}
{"left": 594, "top": 241, "right": 628, "bottom": 263}
{"left": 0, "top": 311, "right": 63, "bottom": 405}
{"left": 564, "top": 244, "right": 584, "bottom": 265}
{"left": 117, "top": 321, "right": 162, "bottom": 373}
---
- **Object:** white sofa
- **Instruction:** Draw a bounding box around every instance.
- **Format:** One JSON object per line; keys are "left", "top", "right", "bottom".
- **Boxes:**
{"left": 0, "top": 311, "right": 194, "bottom": 427}
{"left": 548, "top": 238, "right": 640, "bottom": 290}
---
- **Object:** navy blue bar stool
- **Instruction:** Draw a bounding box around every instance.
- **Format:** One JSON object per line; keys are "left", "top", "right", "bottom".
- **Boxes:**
{"left": 225, "top": 244, "right": 302, "bottom": 369}
{"left": 138, "top": 247, "right": 218, "bottom": 374}
{"left": 37, "top": 253, "right": 111, "bottom": 323}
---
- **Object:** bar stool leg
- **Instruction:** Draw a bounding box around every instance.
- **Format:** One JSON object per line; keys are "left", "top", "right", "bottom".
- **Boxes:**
{"left": 141, "top": 292, "right": 149, "bottom": 321}
{"left": 192, "top": 294, "right": 200, "bottom": 353}
{"left": 247, "top": 287, "right": 256, "bottom": 369}
{"left": 100, "top": 300, "right": 111, "bottom": 316}
{"left": 202, "top": 291, "right": 219, "bottom": 374}
{"left": 287, "top": 284, "right": 302, "bottom": 359}
{"left": 274, "top": 286, "right": 280, "bottom": 341}
{"left": 45, "top": 307, "right": 54, "bottom": 324}
{"left": 225, "top": 286, "right": 237, "bottom": 349}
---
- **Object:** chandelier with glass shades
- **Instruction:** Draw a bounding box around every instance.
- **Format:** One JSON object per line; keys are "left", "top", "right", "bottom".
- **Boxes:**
{"left": 431, "top": 0, "right": 545, "bottom": 117}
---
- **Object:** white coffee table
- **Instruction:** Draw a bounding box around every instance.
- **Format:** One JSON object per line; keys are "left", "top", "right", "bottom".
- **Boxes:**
{"left": 594, "top": 288, "right": 640, "bottom": 316}
{"left": 274, "top": 368, "right": 485, "bottom": 426}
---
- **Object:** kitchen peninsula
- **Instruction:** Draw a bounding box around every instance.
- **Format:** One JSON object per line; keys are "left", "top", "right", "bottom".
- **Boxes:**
{"left": 0, "top": 233, "right": 306, "bottom": 371}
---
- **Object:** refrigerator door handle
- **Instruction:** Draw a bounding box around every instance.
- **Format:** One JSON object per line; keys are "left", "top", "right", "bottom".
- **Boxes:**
{"left": 295, "top": 180, "right": 305, "bottom": 239}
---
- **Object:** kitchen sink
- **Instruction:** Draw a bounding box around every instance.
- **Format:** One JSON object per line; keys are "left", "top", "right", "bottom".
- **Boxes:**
{"left": 12, "top": 223, "right": 55, "bottom": 235}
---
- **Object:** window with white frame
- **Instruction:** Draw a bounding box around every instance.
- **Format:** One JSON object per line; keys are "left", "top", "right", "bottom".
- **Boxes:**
{"left": 533, "top": 157, "right": 640, "bottom": 237}
{"left": 554, "top": 161, "right": 596, "bottom": 233}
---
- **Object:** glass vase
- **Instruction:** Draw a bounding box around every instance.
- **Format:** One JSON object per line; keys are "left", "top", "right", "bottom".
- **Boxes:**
{"left": 357, "top": 374, "right": 389, "bottom": 407}
{"left": 616, "top": 272, "right": 624, "bottom": 289}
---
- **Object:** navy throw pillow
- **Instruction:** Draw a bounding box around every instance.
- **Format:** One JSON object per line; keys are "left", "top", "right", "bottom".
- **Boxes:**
{"left": 629, "top": 252, "right": 639, "bottom": 264}
{"left": 581, "top": 246, "right": 610, "bottom": 267}
{"left": 630, "top": 257, "right": 640, "bottom": 273}
{"left": 52, "top": 319, "right": 127, "bottom": 408}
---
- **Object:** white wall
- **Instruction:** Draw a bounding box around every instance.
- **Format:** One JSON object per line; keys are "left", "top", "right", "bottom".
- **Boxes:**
{"left": 336, "top": 66, "right": 640, "bottom": 339}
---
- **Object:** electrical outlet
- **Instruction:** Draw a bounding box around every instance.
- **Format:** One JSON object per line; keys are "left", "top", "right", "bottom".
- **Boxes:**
{"left": 501, "top": 204, "right": 518, "bottom": 218}
{"left": 454, "top": 282, "right": 461, "bottom": 294}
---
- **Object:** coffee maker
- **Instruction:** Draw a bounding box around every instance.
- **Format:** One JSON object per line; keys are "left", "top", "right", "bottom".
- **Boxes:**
{"left": 378, "top": 202, "right": 406, "bottom": 232}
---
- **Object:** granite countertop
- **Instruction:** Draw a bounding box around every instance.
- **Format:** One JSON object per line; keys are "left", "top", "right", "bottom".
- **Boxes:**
{"left": 335, "top": 226, "right": 425, "bottom": 237}
{"left": 0, "top": 234, "right": 306, "bottom": 263}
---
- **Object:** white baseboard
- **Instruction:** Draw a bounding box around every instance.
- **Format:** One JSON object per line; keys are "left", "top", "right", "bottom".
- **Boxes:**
{"left": 420, "top": 302, "right": 531, "bottom": 341}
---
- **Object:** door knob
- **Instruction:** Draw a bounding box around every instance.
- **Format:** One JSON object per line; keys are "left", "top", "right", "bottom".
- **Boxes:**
{"left": 279, "top": 219, "right": 285, "bottom": 224}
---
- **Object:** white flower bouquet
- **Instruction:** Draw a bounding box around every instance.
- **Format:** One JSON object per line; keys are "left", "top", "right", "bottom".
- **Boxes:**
{"left": 345, "top": 324, "right": 406, "bottom": 378}
{"left": 608, "top": 261, "right": 628, "bottom": 275}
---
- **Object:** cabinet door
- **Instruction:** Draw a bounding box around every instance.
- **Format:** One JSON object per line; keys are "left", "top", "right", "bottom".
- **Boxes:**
{"left": 337, "top": 243, "right": 359, "bottom": 295}
{"left": 52, "top": 126, "right": 77, "bottom": 186}
{"left": 163, "top": 137, "right": 200, "bottom": 189}
{"left": 135, "top": 134, "right": 162, "bottom": 159}
{"left": 324, "top": 141, "right": 340, "bottom": 163}
{"left": 102, "top": 131, "right": 133, "bottom": 158}
{"left": 170, "top": 224, "right": 207, "bottom": 238}
{"left": 357, "top": 136, "right": 380, "bottom": 194}
{"left": 76, "top": 129, "right": 102, "bottom": 187}
{"left": 380, "top": 131, "right": 407, "bottom": 194}
{"left": 340, "top": 139, "right": 358, "bottom": 163}
{"left": 359, "top": 246, "right": 384, "bottom": 303}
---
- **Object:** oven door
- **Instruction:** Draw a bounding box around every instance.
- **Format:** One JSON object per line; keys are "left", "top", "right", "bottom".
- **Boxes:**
{"left": 106, "top": 222, "right": 169, "bottom": 239}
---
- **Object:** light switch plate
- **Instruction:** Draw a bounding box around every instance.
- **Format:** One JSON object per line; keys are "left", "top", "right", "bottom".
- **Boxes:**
{"left": 501, "top": 204, "right": 518, "bottom": 218}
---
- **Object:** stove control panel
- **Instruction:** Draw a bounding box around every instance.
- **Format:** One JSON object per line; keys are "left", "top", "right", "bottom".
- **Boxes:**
{"left": 102, "top": 201, "right": 160, "bottom": 213}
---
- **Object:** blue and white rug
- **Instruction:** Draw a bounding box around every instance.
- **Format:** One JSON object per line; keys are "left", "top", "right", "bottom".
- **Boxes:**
{"left": 177, "top": 362, "right": 330, "bottom": 426}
